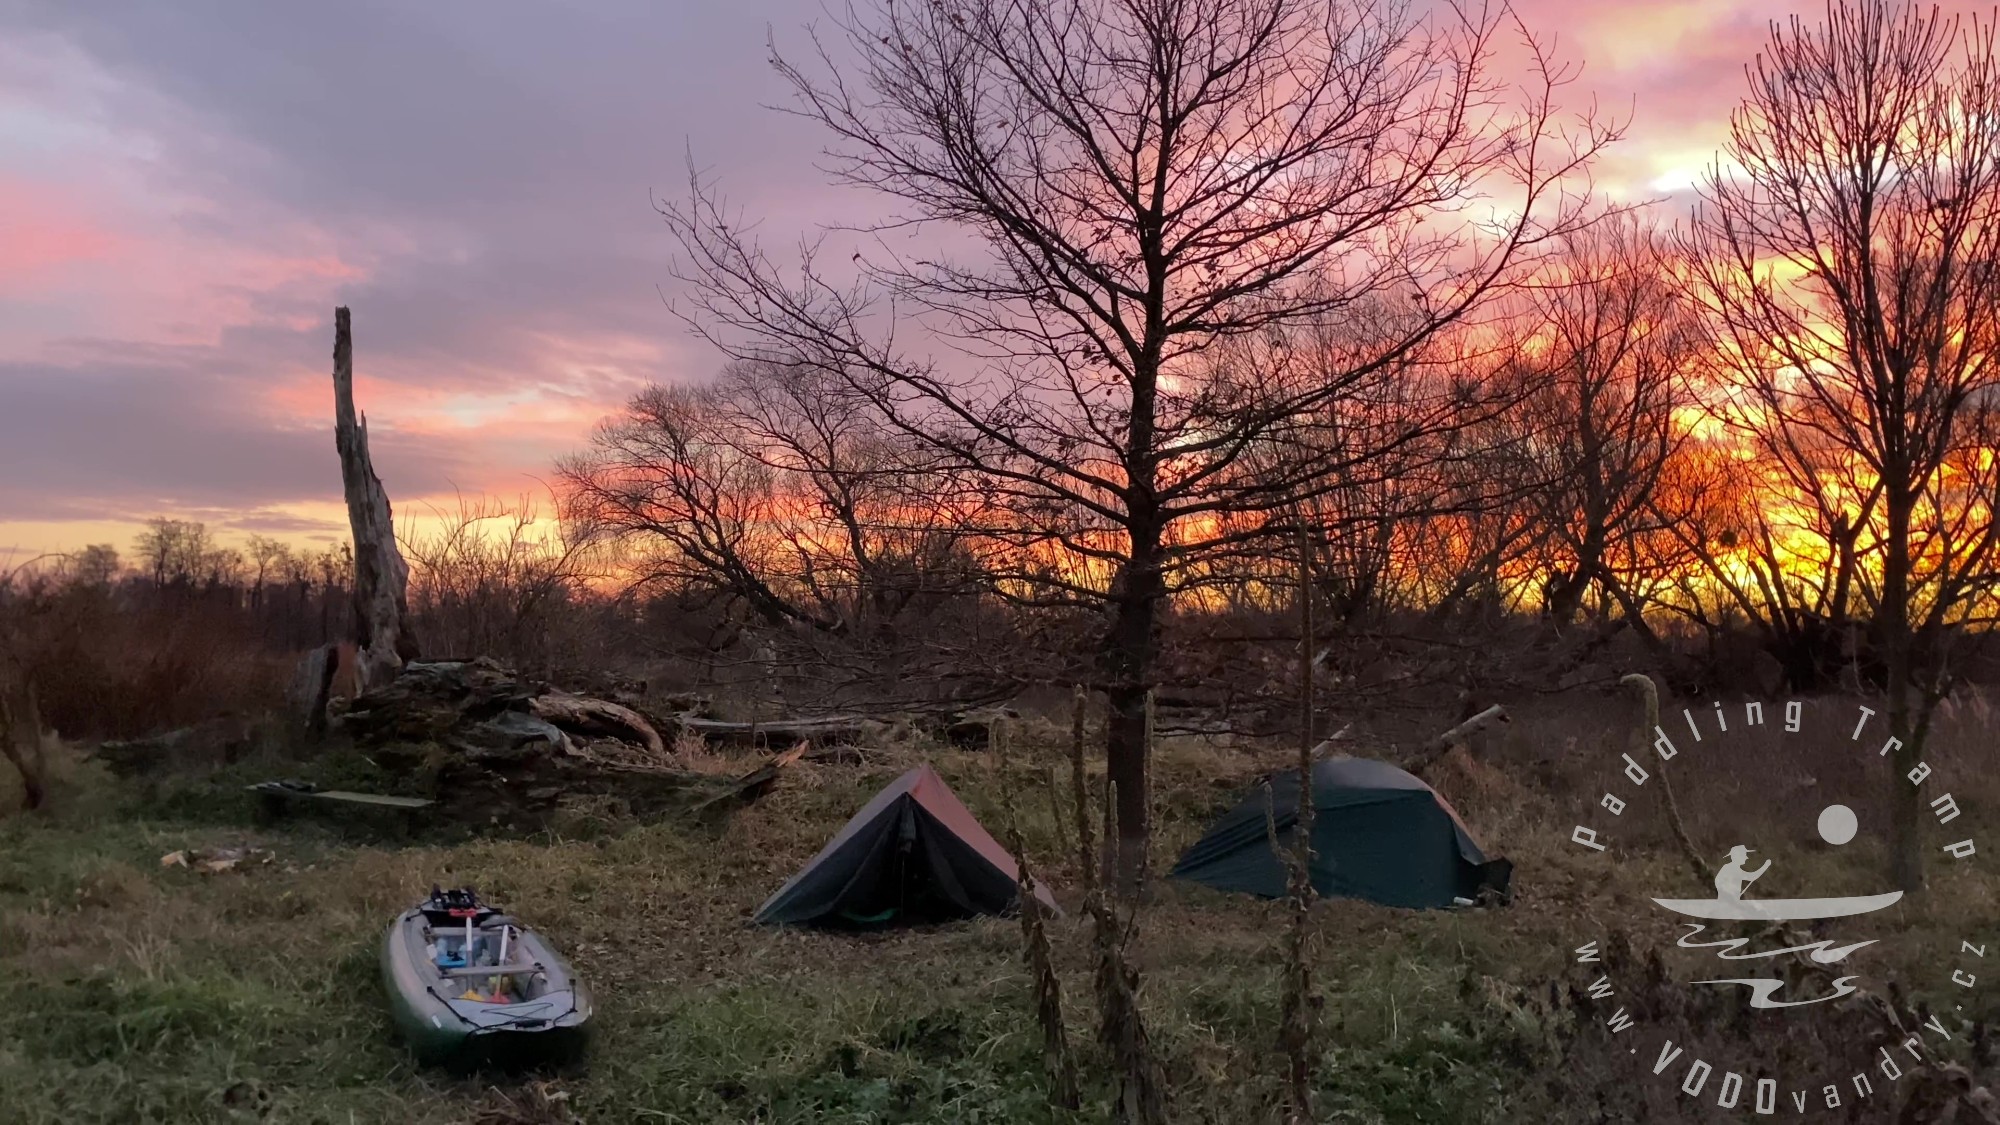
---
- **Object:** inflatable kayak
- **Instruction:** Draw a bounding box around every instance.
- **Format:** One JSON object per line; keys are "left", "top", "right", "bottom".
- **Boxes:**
{"left": 380, "top": 887, "right": 592, "bottom": 1070}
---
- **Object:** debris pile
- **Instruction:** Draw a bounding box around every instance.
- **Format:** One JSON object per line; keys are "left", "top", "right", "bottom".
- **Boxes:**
{"left": 330, "top": 657, "right": 704, "bottom": 825}
{"left": 335, "top": 658, "right": 670, "bottom": 762}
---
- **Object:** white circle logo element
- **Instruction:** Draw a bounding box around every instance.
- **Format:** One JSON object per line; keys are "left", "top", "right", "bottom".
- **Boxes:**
{"left": 1817, "top": 803, "right": 1858, "bottom": 846}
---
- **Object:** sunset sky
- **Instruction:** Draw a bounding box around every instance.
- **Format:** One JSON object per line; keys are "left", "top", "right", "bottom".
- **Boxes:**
{"left": 0, "top": 0, "right": 1896, "bottom": 562}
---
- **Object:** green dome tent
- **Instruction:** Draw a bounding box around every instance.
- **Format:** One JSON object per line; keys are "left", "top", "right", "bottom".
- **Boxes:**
{"left": 755, "top": 764, "right": 1061, "bottom": 927}
{"left": 1170, "top": 756, "right": 1511, "bottom": 909}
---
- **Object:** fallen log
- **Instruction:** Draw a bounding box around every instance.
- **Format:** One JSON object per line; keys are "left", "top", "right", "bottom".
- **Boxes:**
{"left": 93, "top": 717, "right": 259, "bottom": 779}
{"left": 690, "top": 740, "right": 812, "bottom": 819}
{"left": 675, "top": 715, "right": 885, "bottom": 747}
{"left": 530, "top": 692, "right": 666, "bottom": 758}
{"left": 1404, "top": 704, "right": 1509, "bottom": 776}
{"left": 801, "top": 745, "right": 867, "bottom": 766}
{"left": 1302, "top": 723, "right": 1353, "bottom": 759}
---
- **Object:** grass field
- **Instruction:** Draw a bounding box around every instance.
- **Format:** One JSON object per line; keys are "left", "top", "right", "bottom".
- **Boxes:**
{"left": 1, "top": 695, "right": 1993, "bottom": 1123}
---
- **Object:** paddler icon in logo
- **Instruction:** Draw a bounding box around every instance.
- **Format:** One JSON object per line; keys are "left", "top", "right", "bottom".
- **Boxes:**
{"left": 1659, "top": 815, "right": 1901, "bottom": 1012}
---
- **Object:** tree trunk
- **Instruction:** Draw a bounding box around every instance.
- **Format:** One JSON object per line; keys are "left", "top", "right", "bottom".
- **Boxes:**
{"left": 331, "top": 306, "right": 417, "bottom": 692}
{"left": 1882, "top": 484, "right": 1926, "bottom": 894}
{"left": 1546, "top": 533, "right": 1606, "bottom": 626}
{"left": 1101, "top": 530, "right": 1164, "bottom": 894}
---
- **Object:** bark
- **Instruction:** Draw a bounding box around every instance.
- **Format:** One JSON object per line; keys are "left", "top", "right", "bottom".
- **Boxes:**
{"left": 288, "top": 643, "right": 336, "bottom": 737}
{"left": 332, "top": 306, "right": 415, "bottom": 693}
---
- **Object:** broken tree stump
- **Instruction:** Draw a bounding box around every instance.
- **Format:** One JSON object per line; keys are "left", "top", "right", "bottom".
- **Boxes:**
{"left": 691, "top": 740, "right": 811, "bottom": 820}
{"left": 0, "top": 679, "right": 48, "bottom": 811}
{"left": 287, "top": 644, "right": 336, "bottom": 737}
{"left": 332, "top": 306, "right": 415, "bottom": 695}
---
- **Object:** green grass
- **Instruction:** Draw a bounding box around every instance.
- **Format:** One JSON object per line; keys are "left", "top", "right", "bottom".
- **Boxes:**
{"left": 1, "top": 707, "right": 1993, "bottom": 1123}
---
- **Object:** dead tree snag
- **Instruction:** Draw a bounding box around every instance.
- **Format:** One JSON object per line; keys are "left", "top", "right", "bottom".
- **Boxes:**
{"left": 332, "top": 306, "right": 415, "bottom": 693}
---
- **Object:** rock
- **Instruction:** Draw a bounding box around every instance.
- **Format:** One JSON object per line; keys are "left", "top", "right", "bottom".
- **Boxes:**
{"left": 454, "top": 712, "right": 572, "bottom": 761}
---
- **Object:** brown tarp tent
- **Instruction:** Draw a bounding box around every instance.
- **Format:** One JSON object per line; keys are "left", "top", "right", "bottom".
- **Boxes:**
{"left": 754, "top": 764, "right": 1061, "bottom": 927}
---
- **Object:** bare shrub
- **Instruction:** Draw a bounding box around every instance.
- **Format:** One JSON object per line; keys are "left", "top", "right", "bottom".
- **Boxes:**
{"left": 401, "top": 492, "right": 611, "bottom": 672}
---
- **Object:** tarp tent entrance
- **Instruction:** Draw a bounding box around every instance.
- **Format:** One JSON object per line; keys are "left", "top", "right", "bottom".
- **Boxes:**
{"left": 754, "top": 763, "right": 1061, "bottom": 927}
{"left": 1170, "top": 755, "right": 1512, "bottom": 910}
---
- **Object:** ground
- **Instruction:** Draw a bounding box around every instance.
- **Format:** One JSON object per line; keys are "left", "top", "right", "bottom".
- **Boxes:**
{"left": 0, "top": 696, "right": 1993, "bottom": 1124}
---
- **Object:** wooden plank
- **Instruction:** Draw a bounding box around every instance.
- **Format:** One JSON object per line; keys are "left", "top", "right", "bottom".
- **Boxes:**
{"left": 313, "top": 789, "right": 434, "bottom": 808}
{"left": 246, "top": 783, "right": 433, "bottom": 808}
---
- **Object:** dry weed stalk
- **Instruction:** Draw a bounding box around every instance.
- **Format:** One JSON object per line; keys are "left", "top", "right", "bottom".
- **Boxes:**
{"left": 994, "top": 706, "right": 1079, "bottom": 1111}
{"left": 1004, "top": 813, "right": 1079, "bottom": 1110}
{"left": 1073, "top": 686, "right": 1167, "bottom": 1125}
{"left": 1274, "top": 523, "right": 1321, "bottom": 1123}
{"left": 1621, "top": 673, "right": 1710, "bottom": 889}
{"left": 1263, "top": 783, "right": 1319, "bottom": 1125}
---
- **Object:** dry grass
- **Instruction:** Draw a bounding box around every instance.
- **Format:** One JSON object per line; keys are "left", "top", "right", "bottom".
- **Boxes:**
{"left": 0, "top": 693, "right": 1993, "bottom": 1123}
{"left": 3, "top": 584, "right": 294, "bottom": 743}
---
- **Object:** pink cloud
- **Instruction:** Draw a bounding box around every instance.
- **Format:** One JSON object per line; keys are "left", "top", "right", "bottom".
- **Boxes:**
{"left": 16, "top": 0, "right": 2000, "bottom": 561}
{"left": 0, "top": 178, "right": 123, "bottom": 289}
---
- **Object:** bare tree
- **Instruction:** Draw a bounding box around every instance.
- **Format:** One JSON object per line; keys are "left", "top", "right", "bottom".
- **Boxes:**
{"left": 401, "top": 492, "right": 609, "bottom": 667}
{"left": 564, "top": 379, "right": 806, "bottom": 628}
{"left": 662, "top": 0, "right": 1616, "bottom": 880}
{"left": 562, "top": 361, "right": 979, "bottom": 636}
{"left": 245, "top": 535, "right": 290, "bottom": 613}
{"left": 65, "top": 544, "right": 121, "bottom": 587}
{"left": 1680, "top": 0, "right": 2000, "bottom": 890}
{"left": 1510, "top": 218, "right": 1698, "bottom": 628}
{"left": 133, "top": 518, "right": 226, "bottom": 588}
